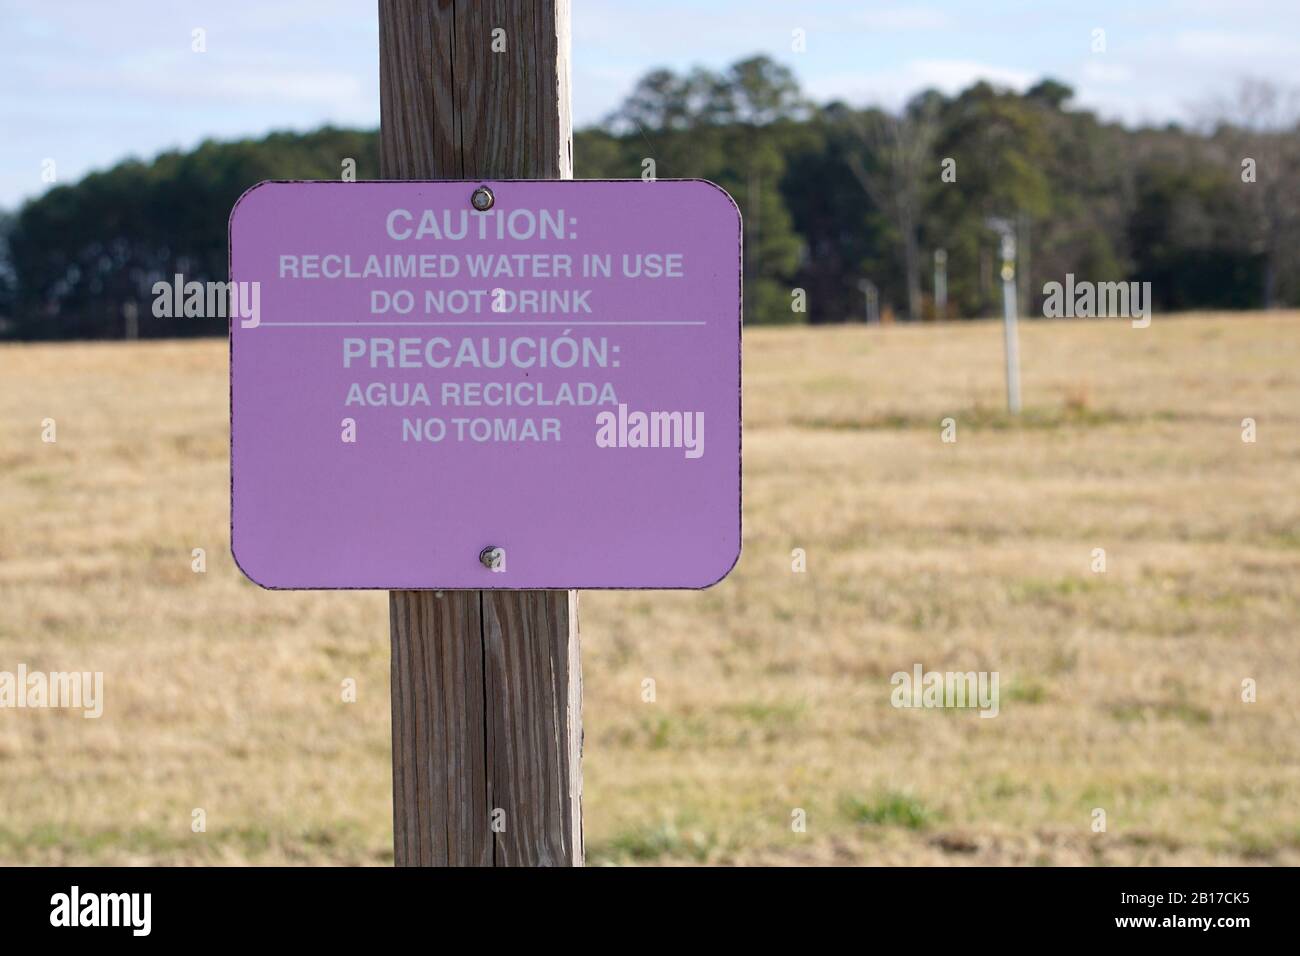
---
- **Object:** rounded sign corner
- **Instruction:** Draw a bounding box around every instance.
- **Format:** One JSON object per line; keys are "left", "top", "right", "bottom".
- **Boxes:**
{"left": 228, "top": 180, "right": 280, "bottom": 232}
{"left": 229, "top": 537, "right": 279, "bottom": 591}
{"left": 682, "top": 179, "right": 742, "bottom": 227}
{"left": 696, "top": 541, "right": 742, "bottom": 590}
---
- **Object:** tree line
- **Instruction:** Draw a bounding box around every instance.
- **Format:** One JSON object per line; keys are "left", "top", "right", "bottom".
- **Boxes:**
{"left": 2, "top": 55, "right": 1297, "bottom": 339}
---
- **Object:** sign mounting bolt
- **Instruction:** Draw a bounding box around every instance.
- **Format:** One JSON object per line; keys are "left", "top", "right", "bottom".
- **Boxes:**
{"left": 479, "top": 546, "right": 504, "bottom": 570}
{"left": 471, "top": 186, "right": 495, "bottom": 211}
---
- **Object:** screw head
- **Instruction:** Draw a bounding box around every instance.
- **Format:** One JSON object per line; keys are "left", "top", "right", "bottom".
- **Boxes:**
{"left": 470, "top": 186, "right": 495, "bottom": 211}
{"left": 479, "top": 546, "right": 504, "bottom": 570}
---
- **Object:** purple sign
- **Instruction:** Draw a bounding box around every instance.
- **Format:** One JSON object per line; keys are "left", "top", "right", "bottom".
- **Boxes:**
{"left": 229, "top": 180, "right": 741, "bottom": 589}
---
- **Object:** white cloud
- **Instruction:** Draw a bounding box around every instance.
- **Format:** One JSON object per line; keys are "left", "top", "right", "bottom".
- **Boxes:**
{"left": 854, "top": 7, "right": 954, "bottom": 31}
{"left": 807, "top": 59, "right": 1034, "bottom": 110}
{"left": 1081, "top": 62, "right": 1133, "bottom": 84}
{"left": 1172, "top": 31, "right": 1300, "bottom": 57}
{"left": 908, "top": 59, "right": 1034, "bottom": 92}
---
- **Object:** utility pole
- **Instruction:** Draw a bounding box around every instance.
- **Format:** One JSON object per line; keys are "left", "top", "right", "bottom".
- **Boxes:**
{"left": 987, "top": 218, "right": 1022, "bottom": 414}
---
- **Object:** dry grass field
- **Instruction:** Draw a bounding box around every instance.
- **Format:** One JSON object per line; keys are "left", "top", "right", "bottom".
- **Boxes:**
{"left": 1, "top": 312, "right": 1297, "bottom": 866}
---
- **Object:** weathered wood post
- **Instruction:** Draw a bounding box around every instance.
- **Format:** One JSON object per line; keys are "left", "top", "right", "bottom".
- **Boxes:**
{"left": 378, "top": 0, "right": 582, "bottom": 867}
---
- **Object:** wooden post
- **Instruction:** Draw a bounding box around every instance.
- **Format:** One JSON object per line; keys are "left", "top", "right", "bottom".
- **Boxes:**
{"left": 379, "top": 0, "right": 582, "bottom": 867}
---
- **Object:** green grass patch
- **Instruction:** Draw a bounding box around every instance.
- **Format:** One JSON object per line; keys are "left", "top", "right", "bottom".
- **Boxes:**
{"left": 1004, "top": 679, "right": 1050, "bottom": 704}
{"left": 720, "top": 699, "right": 806, "bottom": 725}
{"left": 841, "top": 790, "right": 937, "bottom": 830}
{"left": 590, "top": 821, "right": 722, "bottom": 864}
{"left": 1109, "top": 700, "right": 1212, "bottom": 726}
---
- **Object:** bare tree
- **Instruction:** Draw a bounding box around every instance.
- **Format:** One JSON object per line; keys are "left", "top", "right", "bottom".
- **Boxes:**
{"left": 845, "top": 101, "right": 938, "bottom": 321}
{"left": 1199, "top": 78, "right": 1300, "bottom": 308}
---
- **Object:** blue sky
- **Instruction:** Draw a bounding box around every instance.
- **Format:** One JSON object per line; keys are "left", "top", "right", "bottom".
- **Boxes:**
{"left": 4, "top": 0, "right": 1300, "bottom": 210}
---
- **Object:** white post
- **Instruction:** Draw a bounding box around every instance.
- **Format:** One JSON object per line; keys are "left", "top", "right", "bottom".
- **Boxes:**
{"left": 123, "top": 300, "right": 139, "bottom": 340}
{"left": 998, "top": 232, "right": 1021, "bottom": 414}
{"left": 857, "top": 278, "right": 878, "bottom": 324}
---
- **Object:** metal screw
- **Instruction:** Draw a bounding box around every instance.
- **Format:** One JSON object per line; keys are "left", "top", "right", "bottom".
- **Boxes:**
{"left": 479, "top": 546, "right": 504, "bottom": 570}
{"left": 470, "top": 186, "right": 495, "bottom": 211}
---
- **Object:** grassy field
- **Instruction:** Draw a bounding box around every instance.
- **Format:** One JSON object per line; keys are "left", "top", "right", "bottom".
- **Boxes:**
{"left": 1, "top": 312, "right": 1297, "bottom": 865}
